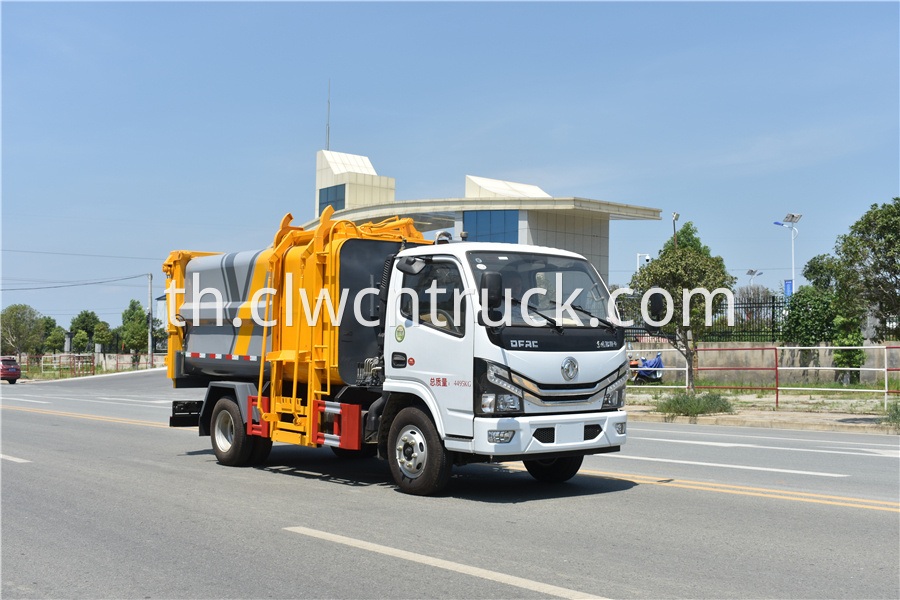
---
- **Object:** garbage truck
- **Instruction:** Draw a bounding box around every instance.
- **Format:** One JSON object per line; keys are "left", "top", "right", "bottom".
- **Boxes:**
{"left": 166, "top": 206, "right": 658, "bottom": 495}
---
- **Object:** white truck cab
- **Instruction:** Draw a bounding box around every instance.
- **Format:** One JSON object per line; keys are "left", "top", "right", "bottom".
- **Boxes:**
{"left": 379, "top": 242, "right": 629, "bottom": 492}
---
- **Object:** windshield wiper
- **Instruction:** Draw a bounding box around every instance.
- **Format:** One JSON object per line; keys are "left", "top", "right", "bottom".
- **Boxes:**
{"left": 539, "top": 300, "right": 616, "bottom": 331}
{"left": 571, "top": 304, "right": 617, "bottom": 331}
{"left": 512, "top": 299, "right": 563, "bottom": 334}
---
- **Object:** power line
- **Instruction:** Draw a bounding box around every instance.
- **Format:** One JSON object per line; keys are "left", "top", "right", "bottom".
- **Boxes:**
{"left": 2, "top": 249, "right": 163, "bottom": 261}
{"left": 1, "top": 274, "right": 148, "bottom": 292}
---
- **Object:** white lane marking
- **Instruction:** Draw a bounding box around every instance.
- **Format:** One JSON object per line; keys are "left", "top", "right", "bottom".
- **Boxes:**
{"left": 636, "top": 437, "right": 900, "bottom": 458}
{"left": 0, "top": 398, "right": 51, "bottom": 404}
{"left": 629, "top": 427, "right": 900, "bottom": 447}
{"left": 608, "top": 455, "right": 848, "bottom": 477}
{"left": 285, "top": 525, "right": 606, "bottom": 600}
{"left": 27, "top": 397, "right": 171, "bottom": 409}
{"left": 97, "top": 397, "right": 175, "bottom": 404}
{"left": 1, "top": 454, "right": 31, "bottom": 463}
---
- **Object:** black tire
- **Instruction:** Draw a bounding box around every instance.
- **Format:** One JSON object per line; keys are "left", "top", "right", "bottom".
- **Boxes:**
{"left": 387, "top": 407, "right": 452, "bottom": 495}
{"left": 210, "top": 397, "right": 253, "bottom": 466}
{"left": 523, "top": 456, "right": 584, "bottom": 483}
{"left": 331, "top": 445, "right": 378, "bottom": 459}
{"left": 248, "top": 437, "right": 273, "bottom": 465}
{"left": 8, "top": 379, "right": 17, "bottom": 385}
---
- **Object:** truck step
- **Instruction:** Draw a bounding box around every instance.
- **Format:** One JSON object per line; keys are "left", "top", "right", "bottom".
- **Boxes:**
{"left": 312, "top": 400, "right": 361, "bottom": 450}
{"left": 246, "top": 396, "right": 270, "bottom": 437}
{"left": 271, "top": 429, "right": 312, "bottom": 446}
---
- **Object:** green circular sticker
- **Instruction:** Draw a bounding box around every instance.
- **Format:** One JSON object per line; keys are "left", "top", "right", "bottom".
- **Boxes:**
{"left": 395, "top": 325, "right": 405, "bottom": 343}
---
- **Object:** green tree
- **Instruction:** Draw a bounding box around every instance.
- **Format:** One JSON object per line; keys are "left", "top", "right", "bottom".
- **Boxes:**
{"left": 70, "top": 310, "right": 101, "bottom": 340}
{"left": 832, "top": 315, "right": 866, "bottom": 384}
{"left": 151, "top": 317, "right": 166, "bottom": 353}
{"left": 833, "top": 198, "right": 900, "bottom": 341}
{"left": 1, "top": 304, "right": 45, "bottom": 356}
{"left": 661, "top": 221, "right": 711, "bottom": 256}
{"left": 121, "top": 300, "right": 148, "bottom": 352}
{"left": 45, "top": 326, "right": 67, "bottom": 354}
{"left": 93, "top": 321, "right": 113, "bottom": 354}
{"left": 802, "top": 254, "right": 842, "bottom": 294}
{"left": 630, "top": 223, "right": 737, "bottom": 391}
{"left": 39, "top": 316, "right": 57, "bottom": 354}
{"left": 783, "top": 286, "right": 836, "bottom": 347}
{"left": 72, "top": 330, "right": 90, "bottom": 353}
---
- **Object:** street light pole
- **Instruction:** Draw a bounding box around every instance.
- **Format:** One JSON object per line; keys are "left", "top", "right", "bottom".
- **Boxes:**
{"left": 773, "top": 213, "right": 802, "bottom": 295}
{"left": 747, "top": 269, "right": 763, "bottom": 286}
{"left": 672, "top": 212, "right": 680, "bottom": 251}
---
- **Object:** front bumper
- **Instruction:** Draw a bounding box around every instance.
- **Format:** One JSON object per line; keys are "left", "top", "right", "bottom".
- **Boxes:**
{"left": 471, "top": 410, "right": 626, "bottom": 456}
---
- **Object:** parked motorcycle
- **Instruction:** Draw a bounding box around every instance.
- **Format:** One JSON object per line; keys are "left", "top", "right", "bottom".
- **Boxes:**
{"left": 628, "top": 351, "right": 664, "bottom": 384}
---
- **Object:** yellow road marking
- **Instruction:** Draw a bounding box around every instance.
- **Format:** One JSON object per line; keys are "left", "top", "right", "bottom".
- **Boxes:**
{"left": 1, "top": 405, "right": 194, "bottom": 430}
{"left": 495, "top": 464, "right": 900, "bottom": 512}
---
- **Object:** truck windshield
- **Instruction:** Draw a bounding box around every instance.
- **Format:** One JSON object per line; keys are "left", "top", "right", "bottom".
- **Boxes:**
{"left": 466, "top": 251, "right": 614, "bottom": 328}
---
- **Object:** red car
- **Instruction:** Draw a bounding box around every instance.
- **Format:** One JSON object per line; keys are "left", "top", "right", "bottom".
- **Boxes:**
{"left": 1, "top": 356, "right": 21, "bottom": 384}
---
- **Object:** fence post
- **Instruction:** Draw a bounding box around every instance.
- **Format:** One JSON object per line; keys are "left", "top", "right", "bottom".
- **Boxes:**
{"left": 885, "top": 346, "right": 889, "bottom": 411}
{"left": 774, "top": 347, "right": 779, "bottom": 409}
{"left": 771, "top": 296, "right": 775, "bottom": 344}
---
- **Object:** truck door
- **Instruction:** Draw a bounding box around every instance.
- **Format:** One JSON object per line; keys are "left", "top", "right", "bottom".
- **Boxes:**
{"left": 385, "top": 257, "right": 474, "bottom": 438}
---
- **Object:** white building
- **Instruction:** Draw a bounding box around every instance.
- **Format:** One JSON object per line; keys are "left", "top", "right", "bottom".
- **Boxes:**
{"left": 304, "top": 150, "right": 660, "bottom": 282}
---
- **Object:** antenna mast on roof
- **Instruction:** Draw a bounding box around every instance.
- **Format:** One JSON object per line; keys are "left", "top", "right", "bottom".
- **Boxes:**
{"left": 326, "top": 79, "right": 330, "bottom": 151}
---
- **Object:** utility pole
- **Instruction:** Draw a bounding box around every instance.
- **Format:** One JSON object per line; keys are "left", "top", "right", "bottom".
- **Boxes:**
{"left": 148, "top": 273, "right": 153, "bottom": 367}
{"left": 326, "top": 79, "right": 331, "bottom": 151}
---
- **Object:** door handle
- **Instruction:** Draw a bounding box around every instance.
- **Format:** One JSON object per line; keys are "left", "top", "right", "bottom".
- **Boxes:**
{"left": 391, "top": 352, "right": 407, "bottom": 368}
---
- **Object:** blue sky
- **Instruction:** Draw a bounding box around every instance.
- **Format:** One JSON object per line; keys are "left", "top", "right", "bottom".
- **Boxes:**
{"left": 2, "top": 1, "right": 898, "bottom": 330}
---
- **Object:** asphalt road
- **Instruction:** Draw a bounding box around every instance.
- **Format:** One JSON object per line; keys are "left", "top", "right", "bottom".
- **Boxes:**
{"left": 2, "top": 371, "right": 898, "bottom": 599}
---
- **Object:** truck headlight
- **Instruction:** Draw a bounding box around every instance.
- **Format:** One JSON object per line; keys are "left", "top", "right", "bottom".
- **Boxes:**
{"left": 480, "top": 393, "right": 522, "bottom": 414}
{"left": 475, "top": 359, "right": 524, "bottom": 416}
{"left": 602, "top": 375, "right": 627, "bottom": 409}
{"left": 487, "top": 364, "right": 524, "bottom": 397}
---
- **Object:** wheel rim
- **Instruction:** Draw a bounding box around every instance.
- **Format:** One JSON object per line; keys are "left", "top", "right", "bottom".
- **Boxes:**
{"left": 214, "top": 409, "right": 235, "bottom": 453}
{"left": 394, "top": 424, "right": 427, "bottom": 479}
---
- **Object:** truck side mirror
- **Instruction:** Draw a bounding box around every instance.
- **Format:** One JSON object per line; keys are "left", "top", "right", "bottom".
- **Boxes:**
{"left": 396, "top": 256, "right": 428, "bottom": 275}
{"left": 480, "top": 271, "right": 503, "bottom": 309}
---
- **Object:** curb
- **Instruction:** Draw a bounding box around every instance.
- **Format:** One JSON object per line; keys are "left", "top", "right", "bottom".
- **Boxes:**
{"left": 628, "top": 411, "right": 899, "bottom": 435}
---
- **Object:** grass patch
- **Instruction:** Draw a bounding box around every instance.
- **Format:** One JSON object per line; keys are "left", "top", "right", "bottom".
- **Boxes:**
{"left": 656, "top": 392, "right": 734, "bottom": 417}
{"left": 879, "top": 401, "right": 900, "bottom": 425}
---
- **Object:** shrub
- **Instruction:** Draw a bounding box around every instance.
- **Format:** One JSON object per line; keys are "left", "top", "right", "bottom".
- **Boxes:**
{"left": 880, "top": 401, "right": 900, "bottom": 425}
{"left": 656, "top": 392, "right": 734, "bottom": 417}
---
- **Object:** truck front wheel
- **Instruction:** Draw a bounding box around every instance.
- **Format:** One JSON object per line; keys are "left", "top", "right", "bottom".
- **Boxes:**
{"left": 523, "top": 456, "right": 584, "bottom": 483}
{"left": 211, "top": 397, "right": 253, "bottom": 466}
{"left": 387, "top": 407, "right": 452, "bottom": 495}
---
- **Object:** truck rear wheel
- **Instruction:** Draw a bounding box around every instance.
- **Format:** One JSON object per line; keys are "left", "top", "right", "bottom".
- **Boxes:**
{"left": 523, "top": 456, "right": 584, "bottom": 483}
{"left": 211, "top": 397, "right": 253, "bottom": 466}
{"left": 388, "top": 407, "right": 452, "bottom": 495}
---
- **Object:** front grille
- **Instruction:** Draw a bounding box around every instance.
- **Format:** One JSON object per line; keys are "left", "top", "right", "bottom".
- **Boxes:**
{"left": 584, "top": 424, "right": 603, "bottom": 440}
{"left": 533, "top": 427, "right": 555, "bottom": 444}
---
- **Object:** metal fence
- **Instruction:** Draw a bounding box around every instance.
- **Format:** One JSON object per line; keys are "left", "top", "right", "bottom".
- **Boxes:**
{"left": 618, "top": 297, "right": 787, "bottom": 343}
{"left": 625, "top": 345, "right": 900, "bottom": 410}
{"left": 19, "top": 354, "right": 96, "bottom": 379}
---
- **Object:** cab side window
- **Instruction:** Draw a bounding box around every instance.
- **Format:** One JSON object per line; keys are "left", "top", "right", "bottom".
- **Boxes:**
{"left": 400, "top": 261, "right": 466, "bottom": 336}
